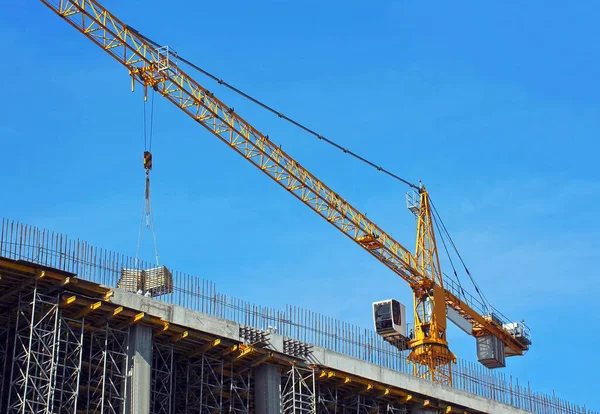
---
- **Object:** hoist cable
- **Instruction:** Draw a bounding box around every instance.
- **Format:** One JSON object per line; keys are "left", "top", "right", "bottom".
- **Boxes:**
{"left": 149, "top": 90, "right": 155, "bottom": 152}
{"left": 144, "top": 176, "right": 160, "bottom": 265}
{"left": 430, "top": 198, "right": 490, "bottom": 311}
{"left": 135, "top": 205, "right": 144, "bottom": 266}
{"left": 143, "top": 97, "right": 147, "bottom": 151}
{"left": 432, "top": 213, "right": 466, "bottom": 298}
{"left": 150, "top": 193, "right": 160, "bottom": 265}
{"left": 137, "top": 90, "right": 160, "bottom": 267}
{"left": 432, "top": 200, "right": 487, "bottom": 305}
{"left": 128, "top": 25, "right": 490, "bottom": 303}
{"left": 126, "top": 25, "right": 419, "bottom": 190}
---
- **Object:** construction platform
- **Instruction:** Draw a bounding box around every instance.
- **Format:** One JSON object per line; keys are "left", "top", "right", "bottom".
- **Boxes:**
{"left": 0, "top": 218, "right": 594, "bottom": 414}
{"left": 0, "top": 257, "right": 561, "bottom": 414}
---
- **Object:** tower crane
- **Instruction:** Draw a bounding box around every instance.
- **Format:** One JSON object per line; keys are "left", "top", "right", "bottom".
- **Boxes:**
{"left": 40, "top": 0, "right": 531, "bottom": 384}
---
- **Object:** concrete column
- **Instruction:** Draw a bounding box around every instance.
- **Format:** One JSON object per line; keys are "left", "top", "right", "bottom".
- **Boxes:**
{"left": 124, "top": 325, "right": 152, "bottom": 414}
{"left": 254, "top": 363, "right": 281, "bottom": 414}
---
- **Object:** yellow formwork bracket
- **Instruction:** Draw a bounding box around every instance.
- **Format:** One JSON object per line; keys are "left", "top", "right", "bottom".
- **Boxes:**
{"left": 60, "top": 295, "right": 77, "bottom": 307}
{"left": 172, "top": 330, "right": 188, "bottom": 343}
{"left": 153, "top": 322, "right": 169, "bottom": 337}
{"left": 72, "top": 301, "right": 102, "bottom": 319}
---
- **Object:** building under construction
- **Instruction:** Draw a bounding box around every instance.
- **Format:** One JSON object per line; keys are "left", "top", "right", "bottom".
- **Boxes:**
{"left": 0, "top": 219, "right": 594, "bottom": 414}
{"left": 3, "top": 1, "right": 596, "bottom": 413}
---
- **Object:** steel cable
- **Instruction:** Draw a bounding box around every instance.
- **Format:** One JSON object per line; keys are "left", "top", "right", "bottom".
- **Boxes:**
{"left": 128, "top": 24, "right": 489, "bottom": 305}
{"left": 126, "top": 25, "right": 419, "bottom": 190}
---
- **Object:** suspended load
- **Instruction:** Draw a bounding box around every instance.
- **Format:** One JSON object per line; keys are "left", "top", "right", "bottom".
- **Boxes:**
{"left": 120, "top": 109, "right": 172, "bottom": 298}
{"left": 117, "top": 266, "right": 173, "bottom": 297}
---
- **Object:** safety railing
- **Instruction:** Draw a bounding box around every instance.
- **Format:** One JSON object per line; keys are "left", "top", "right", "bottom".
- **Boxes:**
{"left": 442, "top": 272, "right": 531, "bottom": 341}
{"left": 0, "top": 218, "right": 593, "bottom": 414}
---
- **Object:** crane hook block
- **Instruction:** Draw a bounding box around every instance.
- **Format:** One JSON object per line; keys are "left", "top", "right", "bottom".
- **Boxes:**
{"left": 143, "top": 151, "right": 153, "bottom": 171}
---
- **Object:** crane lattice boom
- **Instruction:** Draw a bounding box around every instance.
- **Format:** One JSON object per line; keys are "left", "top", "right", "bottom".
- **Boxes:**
{"left": 41, "top": 0, "right": 529, "bottom": 383}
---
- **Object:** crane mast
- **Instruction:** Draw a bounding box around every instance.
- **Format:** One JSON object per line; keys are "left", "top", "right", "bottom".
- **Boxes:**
{"left": 40, "top": 0, "right": 530, "bottom": 385}
{"left": 409, "top": 188, "right": 455, "bottom": 383}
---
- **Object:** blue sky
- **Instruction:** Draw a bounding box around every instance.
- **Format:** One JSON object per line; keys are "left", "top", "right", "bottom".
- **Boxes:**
{"left": 2, "top": 0, "right": 599, "bottom": 409}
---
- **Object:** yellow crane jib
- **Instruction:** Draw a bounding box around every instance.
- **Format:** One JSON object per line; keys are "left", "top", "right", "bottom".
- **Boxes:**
{"left": 40, "top": 0, "right": 531, "bottom": 385}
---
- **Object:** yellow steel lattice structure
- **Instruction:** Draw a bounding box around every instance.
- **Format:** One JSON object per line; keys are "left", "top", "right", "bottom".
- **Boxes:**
{"left": 40, "top": 0, "right": 529, "bottom": 384}
{"left": 408, "top": 190, "right": 455, "bottom": 384}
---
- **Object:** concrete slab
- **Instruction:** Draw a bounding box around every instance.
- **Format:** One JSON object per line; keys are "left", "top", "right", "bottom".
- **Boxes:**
{"left": 110, "top": 288, "right": 529, "bottom": 414}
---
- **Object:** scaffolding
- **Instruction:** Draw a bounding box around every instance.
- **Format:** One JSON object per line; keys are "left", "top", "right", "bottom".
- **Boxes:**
{"left": 318, "top": 386, "right": 339, "bottom": 413}
{"left": 86, "top": 324, "right": 130, "bottom": 414}
{"left": 173, "top": 353, "right": 225, "bottom": 412}
{"left": 201, "top": 354, "right": 225, "bottom": 412}
{"left": 226, "top": 364, "right": 252, "bottom": 414}
{"left": 282, "top": 365, "right": 317, "bottom": 414}
{"left": 341, "top": 394, "right": 408, "bottom": 413}
{"left": 343, "top": 394, "right": 380, "bottom": 413}
{"left": 151, "top": 342, "right": 174, "bottom": 414}
{"left": 174, "top": 356, "right": 203, "bottom": 413}
{"left": 172, "top": 352, "right": 252, "bottom": 413}
{"left": 7, "top": 285, "right": 84, "bottom": 414}
{"left": 317, "top": 385, "right": 409, "bottom": 413}
{"left": 53, "top": 315, "right": 84, "bottom": 412}
{"left": 0, "top": 312, "right": 11, "bottom": 410}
